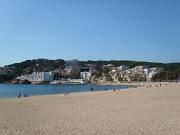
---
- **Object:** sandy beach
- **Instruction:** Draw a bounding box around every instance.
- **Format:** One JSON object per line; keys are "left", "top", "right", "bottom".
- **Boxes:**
{"left": 0, "top": 83, "right": 180, "bottom": 135}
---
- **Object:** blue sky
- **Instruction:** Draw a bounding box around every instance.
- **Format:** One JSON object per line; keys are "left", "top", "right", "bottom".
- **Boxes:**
{"left": 0, "top": 0, "right": 180, "bottom": 66}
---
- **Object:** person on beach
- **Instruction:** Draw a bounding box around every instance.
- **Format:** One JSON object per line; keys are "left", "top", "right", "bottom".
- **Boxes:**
{"left": 68, "top": 90, "right": 70, "bottom": 96}
{"left": 90, "top": 87, "right": 94, "bottom": 92}
{"left": 24, "top": 93, "right": 28, "bottom": 97}
{"left": 64, "top": 90, "right": 70, "bottom": 96}
{"left": 18, "top": 91, "right": 21, "bottom": 99}
{"left": 113, "top": 88, "right": 116, "bottom": 91}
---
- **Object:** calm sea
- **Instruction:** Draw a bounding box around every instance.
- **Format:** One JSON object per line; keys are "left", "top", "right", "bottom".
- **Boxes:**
{"left": 0, "top": 84, "right": 132, "bottom": 98}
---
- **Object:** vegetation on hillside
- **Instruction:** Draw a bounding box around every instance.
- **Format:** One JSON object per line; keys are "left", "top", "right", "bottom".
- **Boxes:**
{"left": 0, "top": 59, "right": 179, "bottom": 82}
{"left": 81, "top": 60, "right": 180, "bottom": 81}
{"left": 0, "top": 59, "right": 64, "bottom": 82}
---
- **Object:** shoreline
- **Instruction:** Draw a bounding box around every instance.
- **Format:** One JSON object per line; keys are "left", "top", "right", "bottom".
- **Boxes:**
{"left": 0, "top": 83, "right": 137, "bottom": 100}
{"left": 0, "top": 82, "right": 177, "bottom": 100}
{"left": 0, "top": 83, "right": 141, "bottom": 100}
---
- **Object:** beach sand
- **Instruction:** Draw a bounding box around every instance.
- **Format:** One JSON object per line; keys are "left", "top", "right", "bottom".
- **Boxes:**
{"left": 0, "top": 83, "right": 180, "bottom": 135}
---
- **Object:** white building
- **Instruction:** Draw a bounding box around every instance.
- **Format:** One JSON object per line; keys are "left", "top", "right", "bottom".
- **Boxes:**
{"left": 118, "top": 65, "right": 129, "bottom": 71}
{"left": 17, "top": 72, "right": 54, "bottom": 83}
{"left": 112, "top": 74, "right": 119, "bottom": 82}
{"left": 80, "top": 72, "right": 91, "bottom": 80}
{"left": 144, "top": 68, "right": 150, "bottom": 75}
{"left": 130, "top": 66, "right": 146, "bottom": 81}
{"left": 132, "top": 66, "right": 144, "bottom": 75}
{"left": 148, "top": 68, "right": 163, "bottom": 79}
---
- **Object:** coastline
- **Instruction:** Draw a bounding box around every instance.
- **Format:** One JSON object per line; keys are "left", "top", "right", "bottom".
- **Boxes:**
{"left": 0, "top": 82, "right": 175, "bottom": 100}
{"left": 0, "top": 83, "right": 136, "bottom": 99}
{"left": 0, "top": 82, "right": 180, "bottom": 135}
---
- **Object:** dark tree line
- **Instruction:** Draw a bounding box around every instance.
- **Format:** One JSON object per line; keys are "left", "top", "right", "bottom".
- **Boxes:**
{"left": 152, "top": 69, "right": 180, "bottom": 81}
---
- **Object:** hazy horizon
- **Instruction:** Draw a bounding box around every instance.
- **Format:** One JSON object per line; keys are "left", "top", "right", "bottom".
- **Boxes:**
{"left": 0, "top": 0, "right": 180, "bottom": 66}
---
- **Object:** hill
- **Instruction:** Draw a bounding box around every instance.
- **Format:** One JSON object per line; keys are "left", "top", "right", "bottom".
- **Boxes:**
{"left": 0, "top": 59, "right": 64, "bottom": 82}
{"left": 0, "top": 59, "right": 179, "bottom": 82}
